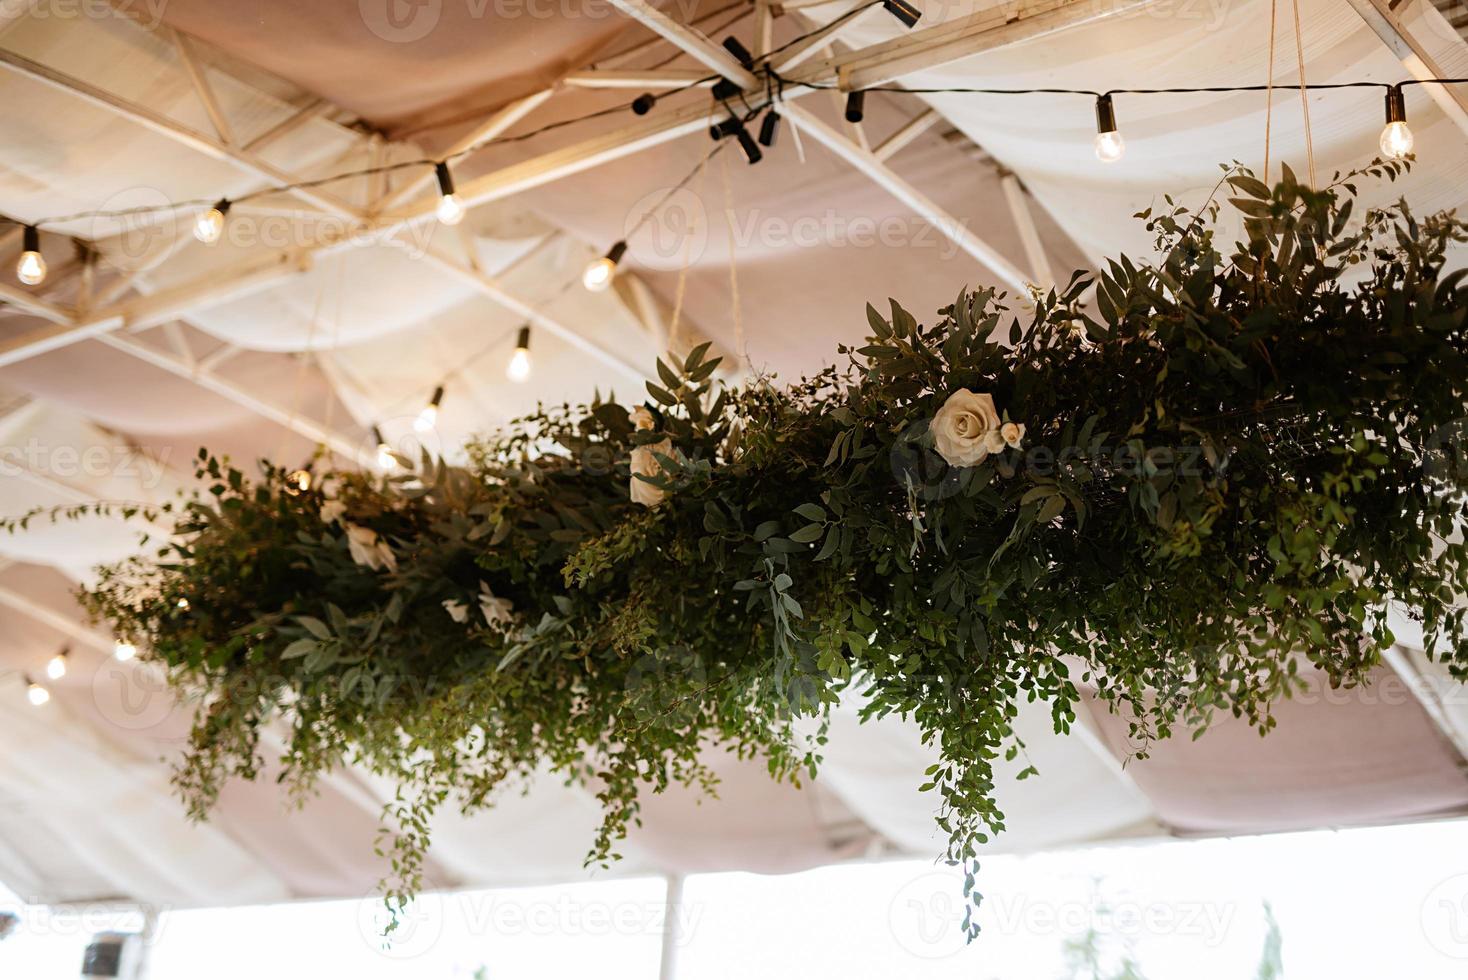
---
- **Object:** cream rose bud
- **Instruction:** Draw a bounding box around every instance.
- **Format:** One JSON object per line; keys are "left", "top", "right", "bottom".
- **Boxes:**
{"left": 478, "top": 581, "right": 514, "bottom": 628}
{"left": 630, "top": 437, "right": 671, "bottom": 507}
{"left": 319, "top": 500, "right": 346, "bottom": 525}
{"left": 345, "top": 523, "right": 397, "bottom": 573}
{"left": 932, "top": 389, "right": 1003, "bottom": 468}
{"left": 628, "top": 406, "right": 670, "bottom": 506}
{"left": 1001, "top": 422, "right": 1026, "bottom": 449}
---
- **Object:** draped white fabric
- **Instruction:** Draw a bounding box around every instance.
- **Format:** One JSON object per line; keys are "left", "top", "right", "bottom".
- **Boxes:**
{"left": 1, "top": 0, "right": 1466, "bottom": 910}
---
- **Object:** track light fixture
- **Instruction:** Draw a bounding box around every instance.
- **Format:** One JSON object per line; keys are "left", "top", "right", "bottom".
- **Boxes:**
{"left": 722, "top": 36, "right": 754, "bottom": 66}
{"left": 845, "top": 91, "right": 866, "bottom": 124}
{"left": 194, "top": 199, "right": 230, "bottom": 244}
{"left": 883, "top": 0, "right": 922, "bottom": 28}
{"left": 710, "top": 115, "right": 742, "bottom": 141}
{"left": 1379, "top": 86, "right": 1414, "bottom": 160}
{"left": 1093, "top": 94, "right": 1125, "bottom": 163}
{"left": 435, "top": 162, "right": 465, "bottom": 225}
{"left": 712, "top": 37, "right": 755, "bottom": 101}
{"left": 735, "top": 127, "right": 763, "bottom": 164}
{"left": 415, "top": 385, "right": 444, "bottom": 433}
{"left": 506, "top": 325, "right": 532, "bottom": 382}
{"left": 16, "top": 225, "right": 45, "bottom": 286}
{"left": 759, "top": 109, "right": 781, "bottom": 148}
{"left": 583, "top": 241, "right": 626, "bottom": 293}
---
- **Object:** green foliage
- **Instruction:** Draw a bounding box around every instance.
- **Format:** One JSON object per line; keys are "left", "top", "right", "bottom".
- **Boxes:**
{"left": 48, "top": 160, "right": 1468, "bottom": 937}
{"left": 1256, "top": 900, "right": 1284, "bottom": 980}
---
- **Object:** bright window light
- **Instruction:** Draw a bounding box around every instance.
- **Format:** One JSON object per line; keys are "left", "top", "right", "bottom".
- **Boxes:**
{"left": 5, "top": 821, "right": 1467, "bottom": 978}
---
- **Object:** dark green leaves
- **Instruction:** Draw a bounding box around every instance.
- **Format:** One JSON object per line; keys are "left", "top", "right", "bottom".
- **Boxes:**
{"left": 75, "top": 159, "right": 1468, "bottom": 947}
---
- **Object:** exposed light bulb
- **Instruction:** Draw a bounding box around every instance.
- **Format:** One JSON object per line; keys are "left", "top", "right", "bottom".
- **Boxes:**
{"left": 582, "top": 257, "right": 615, "bottom": 292}
{"left": 506, "top": 326, "right": 532, "bottom": 382}
{"left": 414, "top": 385, "right": 444, "bottom": 434}
{"left": 436, "top": 193, "right": 465, "bottom": 226}
{"left": 285, "top": 469, "right": 312, "bottom": 494}
{"left": 176, "top": 597, "right": 190, "bottom": 610}
{"left": 16, "top": 250, "right": 46, "bottom": 285}
{"left": 372, "top": 425, "right": 397, "bottom": 471}
{"left": 506, "top": 347, "right": 532, "bottom": 382}
{"left": 17, "top": 225, "right": 45, "bottom": 285}
{"left": 1379, "top": 87, "right": 1413, "bottom": 161}
{"left": 26, "top": 681, "right": 49, "bottom": 707}
{"left": 583, "top": 241, "right": 626, "bottom": 293}
{"left": 434, "top": 162, "right": 464, "bottom": 225}
{"left": 1379, "top": 122, "right": 1413, "bottom": 159}
{"left": 1094, "top": 130, "right": 1126, "bottom": 163}
{"left": 46, "top": 651, "right": 67, "bottom": 681}
{"left": 1093, "top": 94, "right": 1125, "bottom": 163}
{"left": 194, "top": 207, "right": 224, "bottom": 243}
{"left": 114, "top": 639, "right": 137, "bottom": 662}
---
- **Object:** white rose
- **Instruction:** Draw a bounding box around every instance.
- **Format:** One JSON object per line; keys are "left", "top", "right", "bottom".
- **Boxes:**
{"left": 932, "top": 389, "right": 1003, "bottom": 468}
{"left": 320, "top": 500, "right": 346, "bottom": 525}
{"left": 442, "top": 599, "right": 469, "bottom": 624}
{"left": 630, "top": 437, "right": 671, "bottom": 507}
{"left": 345, "top": 523, "right": 397, "bottom": 573}
{"left": 1000, "top": 421, "right": 1026, "bottom": 450}
{"left": 628, "top": 406, "right": 670, "bottom": 507}
{"left": 478, "top": 581, "right": 514, "bottom": 628}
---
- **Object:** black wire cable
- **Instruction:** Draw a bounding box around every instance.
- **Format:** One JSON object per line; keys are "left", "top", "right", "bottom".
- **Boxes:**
{"left": 3, "top": 0, "right": 1463, "bottom": 236}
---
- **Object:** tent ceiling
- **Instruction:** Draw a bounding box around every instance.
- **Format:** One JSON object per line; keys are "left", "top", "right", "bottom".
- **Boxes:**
{"left": 2, "top": 0, "right": 1467, "bottom": 910}
{"left": 154, "top": 0, "right": 651, "bottom": 136}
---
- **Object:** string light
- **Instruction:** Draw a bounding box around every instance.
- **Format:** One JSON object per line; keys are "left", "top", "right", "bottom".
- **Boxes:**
{"left": 16, "top": 225, "right": 45, "bottom": 286}
{"left": 415, "top": 385, "right": 445, "bottom": 433}
{"left": 373, "top": 425, "right": 397, "bottom": 471}
{"left": 284, "top": 468, "right": 312, "bottom": 494}
{"left": 583, "top": 241, "right": 626, "bottom": 293}
{"left": 193, "top": 199, "right": 230, "bottom": 244}
{"left": 45, "top": 648, "right": 68, "bottom": 681}
{"left": 1093, "top": 94, "right": 1125, "bottom": 163}
{"left": 4, "top": 53, "right": 1465, "bottom": 293}
{"left": 25, "top": 677, "right": 49, "bottom": 707}
{"left": 176, "top": 597, "right": 190, "bottom": 610}
{"left": 434, "top": 162, "right": 465, "bottom": 225}
{"left": 506, "top": 326, "right": 532, "bottom": 383}
{"left": 1379, "top": 85, "right": 1414, "bottom": 160}
{"left": 113, "top": 639, "right": 137, "bottom": 662}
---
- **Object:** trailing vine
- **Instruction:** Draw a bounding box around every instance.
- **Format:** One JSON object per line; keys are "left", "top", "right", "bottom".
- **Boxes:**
{"left": 16, "top": 160, "right": 1468, "bottom": 936}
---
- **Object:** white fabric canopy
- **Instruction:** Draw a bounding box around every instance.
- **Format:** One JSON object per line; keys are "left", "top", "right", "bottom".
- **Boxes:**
{"left": 1, "top": 0, "right": 1466, "bottom": 911}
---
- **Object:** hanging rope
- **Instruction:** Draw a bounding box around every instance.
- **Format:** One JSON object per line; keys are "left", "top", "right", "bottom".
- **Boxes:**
{"left": 667, "top": 147, "right": 715, "bottom": 356}
{"left": 277, "top": 267, "right": 331, "bottom": 463}
{"left": 1290, "top": 0, "right": 1318, "bottom": 187}
{"left": 1263, "top": 0, "right": 1279, "bottom": 183}
{"left": 718, "top": 151, "right": 746, "bottom": 374}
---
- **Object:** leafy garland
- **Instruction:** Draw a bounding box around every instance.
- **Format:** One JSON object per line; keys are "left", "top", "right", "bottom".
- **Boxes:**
{"left": 31, "top": 160, "right": 1468, "bottom": 935}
